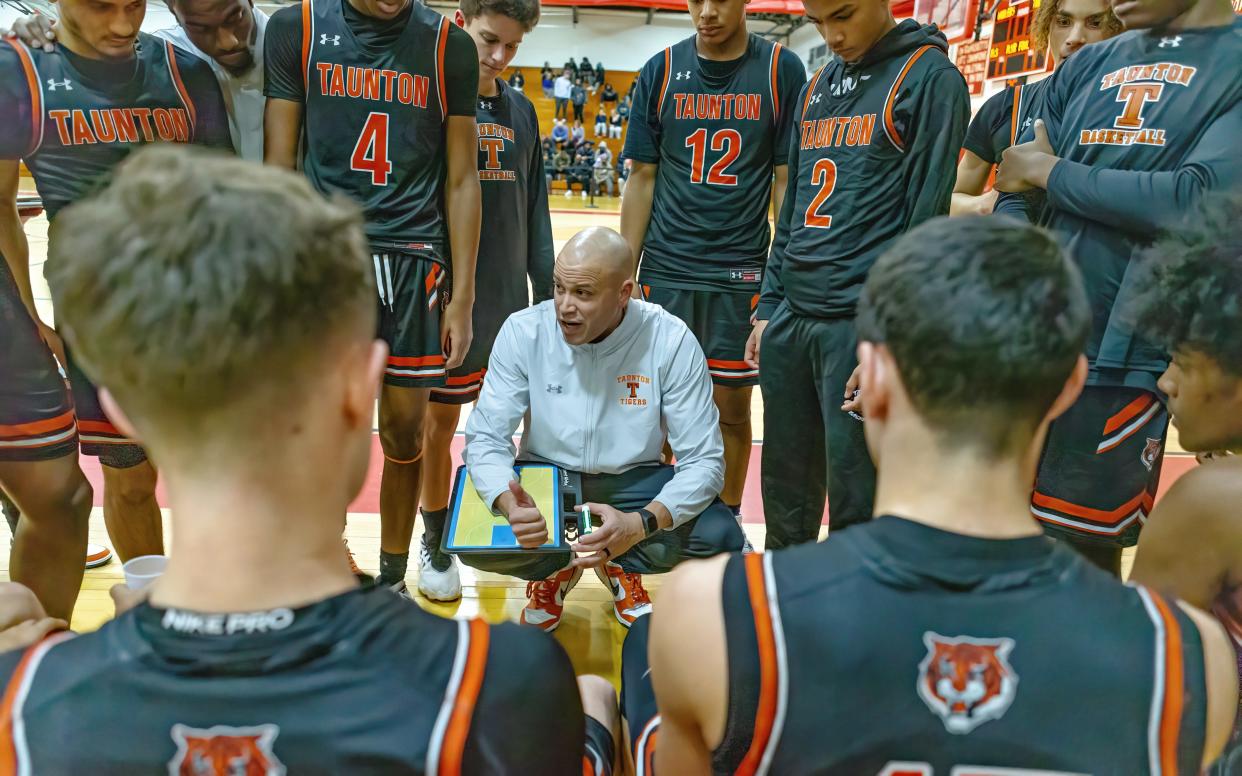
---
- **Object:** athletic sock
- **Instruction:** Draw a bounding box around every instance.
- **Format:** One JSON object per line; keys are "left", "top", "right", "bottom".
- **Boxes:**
{"left": 378, "top": 551, "right": 409, "bottom": 587}
{"left": 421, "top": 508, "right": 452, "bottom": 572}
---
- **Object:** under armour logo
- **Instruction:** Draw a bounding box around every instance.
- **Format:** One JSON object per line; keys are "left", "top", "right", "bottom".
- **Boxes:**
{"left": 546, "top": 384, "right": 563, "bottom": 394}
{"left": 674, "top": 70, "right": 691, "bottom": 80}
{"left": 46, "top": 78, "right": 72, "bottom": 91}
{"left": 1158, "top": 35, "right": 1181, "bottom": 47}
{"left": 479, "top": 100, "right": 494, "bottom": 110}
{"left": 320, "top": 34, "right": 340, "bottom": 45}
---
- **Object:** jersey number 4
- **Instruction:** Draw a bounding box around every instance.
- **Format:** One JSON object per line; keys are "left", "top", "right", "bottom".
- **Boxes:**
{"left": 351, "top": 112, "right": 393, "bottom": 186}
{"left": 685, "top": 128, "right": 741, "bottom": 186}
{"left": 803, "top": 159, "right": 837, "bottom": 229}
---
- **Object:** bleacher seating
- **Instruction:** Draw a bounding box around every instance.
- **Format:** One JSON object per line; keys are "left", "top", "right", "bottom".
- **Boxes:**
{"left": 502, "top": 65, "right": 638, "bottom": 194}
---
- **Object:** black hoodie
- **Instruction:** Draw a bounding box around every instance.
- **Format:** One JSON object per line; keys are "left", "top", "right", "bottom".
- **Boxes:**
{"left": 759, "top": 20, "right": 970, "bottom": 320}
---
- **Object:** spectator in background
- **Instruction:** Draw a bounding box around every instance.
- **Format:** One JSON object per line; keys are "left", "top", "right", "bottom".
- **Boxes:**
{"left": 566, "top": 143, "right": 593, "bottom": 198}
{"left": 595, "top": 110, "right": 609, "bottom": 138}
{"left": 553, "top": 145, "right": 572, "bottom": 186}
{"left": 508, "top": 69, "right": 525, "bottom": 91}
{"left": 595, "top": 61, "right": 606, "bottom": 89}
{"left": 579, "top": 56, "right": 592, "bottom": 78}
{"left": 544, "top": 138, "right": 558, "bottom": 187}
{"left": 571, "top": 119, "right": 585, "bottom": 147}
{"left": 563, "top": 59, "right": 577, "bottom": 78}
{"left": 541, "top": 67, "right": 554, "bottom": 98}
{"left": 571, "top": 78, "right": 588, "bottom": 122}
{"left": 554, "top": 69, "right": 572, "bottom": 119}
{"left": 600, "top": 82, "right": 618, "bottom": 110}
{"left": 617, "top": 98, "right": 630, "bottom": 123}
{"left": 592, "top": 141, "right": 615, "bottom": 197}
{"left": 551, "top": 117, "right": 570, "bottom": 148}
{"left": 609, "top": 109, "right": 623, "bottom": 139}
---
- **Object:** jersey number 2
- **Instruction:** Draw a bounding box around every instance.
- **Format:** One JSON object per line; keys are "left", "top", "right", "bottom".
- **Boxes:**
{"left": 351, "top": 112, "right": 393, "bottom": 186}
{"left": 803, "top": 159, "right": 837, "bottom": 229}
{"left": 686, "top": 128, "right": 741, "bottom": 186}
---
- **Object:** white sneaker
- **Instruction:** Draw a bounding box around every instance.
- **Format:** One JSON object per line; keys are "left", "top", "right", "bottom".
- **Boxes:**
{"left": 564, "top": 190, "right": 572, "bottom": 198}
{"left": 85, "top": 543, "right": 113, "bottom": 569}
{"left": 417, "top": 535, "right": 461, "bottom": 602}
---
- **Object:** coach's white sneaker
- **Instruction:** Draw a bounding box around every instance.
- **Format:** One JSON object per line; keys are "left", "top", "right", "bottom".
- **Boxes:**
{"left": 417, "top": 535, "right": 461, "bottom": 602}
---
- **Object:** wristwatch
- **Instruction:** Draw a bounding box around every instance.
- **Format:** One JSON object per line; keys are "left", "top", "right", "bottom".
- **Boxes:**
{"left": 636, "top": 508, "right": 660, "bottom": 537}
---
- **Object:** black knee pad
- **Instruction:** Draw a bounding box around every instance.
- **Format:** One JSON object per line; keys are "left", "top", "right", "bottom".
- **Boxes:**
{"left": 98, "top": 444, "right": 149, "bottom": 470}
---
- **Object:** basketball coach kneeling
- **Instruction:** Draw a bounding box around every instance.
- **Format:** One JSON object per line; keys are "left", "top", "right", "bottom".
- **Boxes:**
{"left": 462, "top": 227, "right": 744, "bottom": 632}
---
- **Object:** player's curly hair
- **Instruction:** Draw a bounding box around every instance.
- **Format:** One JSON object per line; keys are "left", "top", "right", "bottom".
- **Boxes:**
{"left": 1126, "top": 193, "right": 1242, "bottom": 376}
{"left": 856, "top": 216, "right": 1090, "bottom": 455}
{"left": 460, "top": 0, "right": 541, "bottom": 31}
{"left": 1031, "top": 0, "right": 1123, "bottom": 54}
{"left": 47, "top": 145, "right": 376, "bottom": 428}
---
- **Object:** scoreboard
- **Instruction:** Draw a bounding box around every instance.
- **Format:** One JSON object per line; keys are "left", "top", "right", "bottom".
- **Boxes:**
{"left": 988, "top": 0, "right": 1049, "bottom": 79}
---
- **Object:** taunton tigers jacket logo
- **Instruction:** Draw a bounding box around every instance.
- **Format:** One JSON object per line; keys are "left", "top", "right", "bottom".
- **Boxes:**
{"left": 168, "top": 723, "right": 286, "bottom": 775}
{"left": 916, "top": 633, "right": 1018, "bottom": 734}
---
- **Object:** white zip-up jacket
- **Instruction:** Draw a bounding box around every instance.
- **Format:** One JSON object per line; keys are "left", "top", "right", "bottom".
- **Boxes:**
{"left": 464, "top": 299, "right": 724, "bottom": 527}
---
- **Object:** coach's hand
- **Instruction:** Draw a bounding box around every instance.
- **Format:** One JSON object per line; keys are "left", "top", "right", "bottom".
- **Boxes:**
{"left": 441, "top": 300, "right": 473, "bottom": 371}
{"left": 570, "top": 503, "right": 643, "bottom": 569}
{"left": 499, "top": 480, "right": 549, "bottom": 548}
{"left": 6, "top": 13, "right": 56, "bottom": 52}
{"left": 744, "top": 320, "right": 767, "bottom": 369}
{"left": 995, "top": 120, "right": 1057, "bottom": 193}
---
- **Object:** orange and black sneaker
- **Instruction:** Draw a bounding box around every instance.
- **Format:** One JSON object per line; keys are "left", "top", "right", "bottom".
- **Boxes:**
{"left": 596, "top": 562, "right": 652, "bottom": 628}
{"left": 520, "top": 566, "right": 583, "bottom": 632}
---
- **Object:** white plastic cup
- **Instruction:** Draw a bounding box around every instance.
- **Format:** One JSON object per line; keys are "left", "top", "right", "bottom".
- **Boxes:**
{"left": 123, "top": 554, "right": 168, "bottom": 590}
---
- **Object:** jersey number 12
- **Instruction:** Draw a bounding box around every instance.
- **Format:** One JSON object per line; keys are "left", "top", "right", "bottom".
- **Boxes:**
{"left": 686, "top": 128, "right": 741, "bottom": 186}
{"left": 351, "top": 112, "right": 393, "bottom": 186}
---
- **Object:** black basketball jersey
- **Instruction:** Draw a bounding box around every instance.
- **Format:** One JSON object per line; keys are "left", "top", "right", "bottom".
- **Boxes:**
{"left": 0, "top": 36, "right": 233, "bottom": 219}
{"left": 624, "top": 34, "right": 806, "bottom": 293}
{"left": 963, "top": 78, "right": 1051, "bottom": 165}
{"left": 0, "top": 585, "right": 586, "bottom": 774}
{"left": 474, "top": 79, "right": 553, "bottom": 340}
{"left": 264, "top": 0, "right": 477, "bottom": 253}
{"left": 709, "top": 516, "right": 1209, "bottom": 774}
{"left": 757, "top": 20, "right": 969, "bottom": 320}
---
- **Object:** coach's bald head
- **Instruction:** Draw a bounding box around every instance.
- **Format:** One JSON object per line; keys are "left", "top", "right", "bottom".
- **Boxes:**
{"left": 553, "top": 227, "right": 636, "bottom": 346}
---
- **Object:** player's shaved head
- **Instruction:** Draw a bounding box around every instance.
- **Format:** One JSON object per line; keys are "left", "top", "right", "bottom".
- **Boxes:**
{"left": 553, "top": 228, "right": 635, "bottom": 346}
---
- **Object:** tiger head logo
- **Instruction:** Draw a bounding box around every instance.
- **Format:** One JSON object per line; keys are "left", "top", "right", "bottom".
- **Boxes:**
{"left": 916, "top": 633, "right": 1018, "bottom": 735}
{"left": 168, "top": 723, "right": 286, "bottom": 776}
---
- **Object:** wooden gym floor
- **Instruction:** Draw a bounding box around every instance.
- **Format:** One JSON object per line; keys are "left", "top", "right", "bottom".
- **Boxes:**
{"left": 8, "top": 195, "right": 1191, "bottom": 686}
